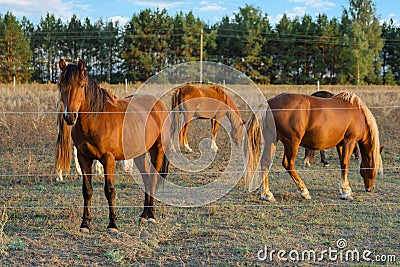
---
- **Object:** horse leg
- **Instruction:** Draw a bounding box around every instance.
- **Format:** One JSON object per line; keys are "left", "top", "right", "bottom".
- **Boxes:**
{"left": 56, "top": 168, "right": 63, "bottom": 182}
{"left": 320, "top": 150, "right": 329, "bottom": 167}
{"left": 146, "top": 142, "right": 167, "bottom": 224}
{"left": 134, "top": 153, "right": 151, "bottom": 224}
{"left": 304, "top": 148, "right": 312, "bottom": 167}
{"left": 122, "top": 158, "right": 134, "bottom": 174}
{"left": 100, "top": 152, "right": 118, "bottom": 233}
{"left": 210, "top": 119, "right": 219, "bottom": 152}
{"left": 336, "top": 145, "right": 343, "bottom": 162}
{"left": 182, "top": 121, "right": 193, "bottom": 152}
{"left": 93, "top": 160, "right": 104, "bottom": 178}
{"left": 353, "top": 144, "right": 360, "bottom": 160}
{"left": 260, "top": 142, "right": 276, "bottom": 201}
{"left": 77, "top": 152, "right": 93, "bottom": 233}
{"left": 338, "top": 142, "right": 356, "bottom": 200}
{"left": 282, "top": 143, "right": 311, "bottom": 199}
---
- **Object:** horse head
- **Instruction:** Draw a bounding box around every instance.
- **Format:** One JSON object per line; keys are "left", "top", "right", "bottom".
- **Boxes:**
{"left": 58, "top": 58, "right": 88, "bottom": 126}
{"left": 359, "top": 144, "right": 383, "bottom": 192}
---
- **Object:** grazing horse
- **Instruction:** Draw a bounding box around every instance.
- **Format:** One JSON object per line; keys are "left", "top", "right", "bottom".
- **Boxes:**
{"left": 56, "top": 59, "right": 170, "bottom": 233}
{"left": 304, "top": 91, "right": 360, "bottom": 167}
{"left": 170, "top": 84, "right": 245, "bottom": 152}
{"left": 244, "top": 92, "right": 382, "bottom": 201}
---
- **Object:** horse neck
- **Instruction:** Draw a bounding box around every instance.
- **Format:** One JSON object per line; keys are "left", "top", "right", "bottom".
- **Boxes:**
{"left": 83, "top": 78, "right": 108, "bottom": 114}
{"left": 224, "top": 97, "right": 242, "bottom": 128}
{"left": 76, "top": 81, "right": 110, "bottom": 128}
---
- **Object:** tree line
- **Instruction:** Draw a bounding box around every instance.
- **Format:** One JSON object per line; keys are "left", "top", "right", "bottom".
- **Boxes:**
{"left": 1, "top": 0, "right": 400, "bottom": 85}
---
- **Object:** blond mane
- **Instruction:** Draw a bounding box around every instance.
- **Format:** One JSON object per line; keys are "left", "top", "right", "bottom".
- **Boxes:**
{"left": 334, "top": 91, "right": 383, "bottom": 174}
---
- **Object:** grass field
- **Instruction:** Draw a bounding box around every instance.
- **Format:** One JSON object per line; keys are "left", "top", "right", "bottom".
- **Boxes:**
{"left": 0, "top": 83, "right": 399, "bottom": 266}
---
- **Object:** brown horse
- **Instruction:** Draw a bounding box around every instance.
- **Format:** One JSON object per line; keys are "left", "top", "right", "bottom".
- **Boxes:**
{"left": 170, "top": 84, "right": 245, "bottom": 152}
{"left": 304, "top": 90, "right": 360, "bottom": 167}
{"left": 245, "top": 92, "right": 382, "bottom": 201}
{"left": 56, "top": 59, "right": 170, "bottom": 233}
{"left": 55, "top": 100, "right": 134, "bottom": 181}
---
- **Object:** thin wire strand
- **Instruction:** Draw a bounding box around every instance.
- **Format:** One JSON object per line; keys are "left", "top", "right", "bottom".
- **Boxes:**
{"left": 1, "top": 105, "right": 399, "bottom": 114}
{"left": 6, "top": 202, "right": 400, "bottom": 210}
{"left": 1, "top": 166, "right": 399, "bottom": 178}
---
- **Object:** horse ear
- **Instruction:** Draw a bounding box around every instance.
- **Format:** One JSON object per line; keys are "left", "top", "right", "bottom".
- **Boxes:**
{"left": 380, "top": 146, "right": 384, "bottom": 153}
{"left": 59, "top": 59, "right": 67, "bottom": 71}
{"left": 78, "top": 59, "right": 85, "bottom": 73}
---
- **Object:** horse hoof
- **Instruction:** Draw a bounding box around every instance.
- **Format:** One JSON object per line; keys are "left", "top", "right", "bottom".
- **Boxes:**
{"left": 323, "top": 163, "right": 330, "bottom": 167}
{"left": 79, "top": 228, "right": 90, "bottom": 233}
{"left": 138, "top": 217, "right": 147, "bottom": 225}
{"left": 108, "top": 228, "right": 119, "bottom": 234}
{"left": 300, "top": 189, "right": 311, "bottom": 200}
{"left": 341, "top": 193, "right": 354, "bottom": 200}
{"left": 147, "top": 218, "right": 157, "bottom": 224}
{"left": 260, "top": 194, "right": 276, "bottom": 202}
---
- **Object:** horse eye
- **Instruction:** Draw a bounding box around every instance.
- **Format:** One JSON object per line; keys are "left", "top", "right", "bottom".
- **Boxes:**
{"left": 80, "top": 84, "right": 85, "bottom": 89}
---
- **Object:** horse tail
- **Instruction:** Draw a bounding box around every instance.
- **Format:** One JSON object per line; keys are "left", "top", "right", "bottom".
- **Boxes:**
{"left": 170, "top": 89, "right": 182, "bottom": 146}
{"left": 157, "top": 154, "right": 169, "bottom": 190}
{"left": 354, "top": 95, "right": 383, "bottom": 175}
{"left": 55, "top": 101, "right": 72, "bottom": 178}
{"left": 244, "top": 105, "right": 267, "bottom": 190}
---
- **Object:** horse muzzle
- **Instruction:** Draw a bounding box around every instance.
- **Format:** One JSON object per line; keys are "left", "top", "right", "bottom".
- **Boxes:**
{"left": 64, "top": 112, "right": 78, "bottom": 125}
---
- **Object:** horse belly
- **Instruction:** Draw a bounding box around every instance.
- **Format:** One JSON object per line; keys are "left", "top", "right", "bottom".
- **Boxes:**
{"left": 301, "top": 129, "right": 344, "bottom": 150}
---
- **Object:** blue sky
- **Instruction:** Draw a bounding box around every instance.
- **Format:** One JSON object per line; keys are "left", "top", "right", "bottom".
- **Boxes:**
{"left": 1, "top": 0, "right": 398, "bottom": 26}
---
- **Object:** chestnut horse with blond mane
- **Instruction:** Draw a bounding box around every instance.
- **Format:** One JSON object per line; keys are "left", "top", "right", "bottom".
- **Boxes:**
{"left": 56, "top": 59, "right": 170, "bottom": 233}
{"left": 244, "top": 92, "right": 382, "bottom": 201}
{"left": 170, "top": 84, "right": 245, "bottom": 152}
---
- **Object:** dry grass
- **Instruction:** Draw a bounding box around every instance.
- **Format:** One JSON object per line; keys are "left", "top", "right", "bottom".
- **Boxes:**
{"left": 0, "top": 83, "right": 399, "bottom": 266}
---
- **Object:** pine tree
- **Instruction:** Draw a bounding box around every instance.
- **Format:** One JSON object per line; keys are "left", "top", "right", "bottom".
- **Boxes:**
{"left": 0, "top": 12, "right": 32, "bottom": 83}
{"left": 341, "top": 0, "right": 384, "bottom": 85}
{"left": 381, "top": 19, "right": 400, "bottom": 85}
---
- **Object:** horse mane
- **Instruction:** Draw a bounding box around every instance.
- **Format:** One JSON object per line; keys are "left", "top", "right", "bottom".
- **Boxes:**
{"left": 86, "top": 75, "right": 118, "bottom": 112}
{"left": 210, "top": 85, "right": 242, "bottom": 123}
{"left": 334, "top": 92, "right": 383, "bottom": 174}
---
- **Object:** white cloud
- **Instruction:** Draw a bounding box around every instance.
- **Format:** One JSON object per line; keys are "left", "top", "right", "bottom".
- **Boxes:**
{"left": 287, "top": 0, "right": 335, "bottom": 9}
{"left": 0, "top": 0, "right": 90, "bottom": 22}
{"left": 108, "top": 16, "right": 130, "bottom": 26}
{"left": 379, "top": 13, "right": 400, "bottom": 26}
{"left": 0, "top": 0, "right": 90, "bottom": 23}
{"left": 270, "top": 6, "right": 308, "bottom": 25}
{"left": 133, "top": 0, "right": 185, "bottom": 9}
{"left": 199, "top": 5, "right": 227, "bottom": 12}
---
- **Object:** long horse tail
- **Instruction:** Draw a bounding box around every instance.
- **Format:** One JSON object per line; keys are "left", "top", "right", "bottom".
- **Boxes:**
{"left": 55, "top": 101, "right": 72, "bottom": 179}
{"left": 170, "top": 89, "right": 182, "bottom": 147}
{"left": 244, "top": 104, "right": 268, "bottom": 190}
{"left": 336, "top": 92, "right": 383, "bottom": 174}
{"left": 157, "top": 154, "right": 169, "bottom": 190}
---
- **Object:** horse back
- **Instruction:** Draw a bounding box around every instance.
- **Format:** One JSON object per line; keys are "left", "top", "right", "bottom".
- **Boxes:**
{"left": 268, "top": 93, "right": 366, "bottom": 150}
